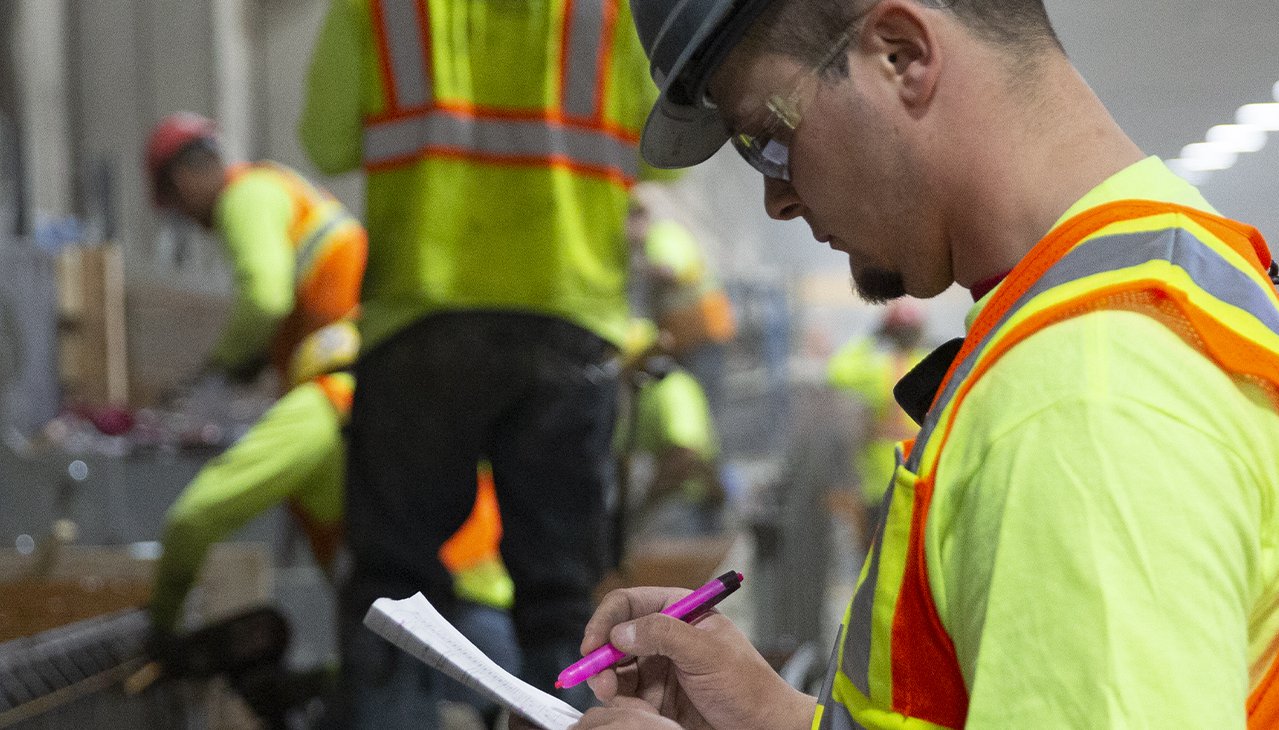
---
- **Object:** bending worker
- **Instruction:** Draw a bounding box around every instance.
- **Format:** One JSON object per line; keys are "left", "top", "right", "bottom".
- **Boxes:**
{"left": 144, "top": 112, "right": 366, "bottom": 634}
{"left": 618, "top": 321, "right": 727, "bottom": 542}
{"left": 300, "top": 0, "right": 672, "bottom": 720}
{"left": 540, "top": 1, "right": 1279, "bottom": 729}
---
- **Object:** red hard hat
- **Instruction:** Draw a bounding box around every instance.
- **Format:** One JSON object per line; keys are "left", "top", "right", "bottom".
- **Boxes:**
{"left": 144, "top": 112, "right": 218, "bottom": 206}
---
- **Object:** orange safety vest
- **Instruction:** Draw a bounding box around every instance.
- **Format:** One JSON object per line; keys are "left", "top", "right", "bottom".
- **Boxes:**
{"left": 439, "top": 464, "right": 504, "bottom": 574}
{"left": 362, "top": 0, "right": 640, "bottom": 186}
{"left": 816, "top": 200, "right": 1279, "bottom": 729}
{"left": 225, "top": 162, "right": 367, "bottom": 378}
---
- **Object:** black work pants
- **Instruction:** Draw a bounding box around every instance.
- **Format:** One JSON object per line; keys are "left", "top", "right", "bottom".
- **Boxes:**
{"left": 340, "top": 310, "right": 619, "bottom": 718}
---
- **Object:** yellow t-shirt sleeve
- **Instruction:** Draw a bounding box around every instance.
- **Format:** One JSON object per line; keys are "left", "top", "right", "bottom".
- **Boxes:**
{"left": 298, "top": 0, "right": 367, "bottom": 175}
{"left": 827, "top": 339, "right": 891, "bottom": 407}
{"left": 210, "top": 172, "right": 296, "bottom": 371}
{"left": 933, "top": 311, "right": 1274, "bottom": 728}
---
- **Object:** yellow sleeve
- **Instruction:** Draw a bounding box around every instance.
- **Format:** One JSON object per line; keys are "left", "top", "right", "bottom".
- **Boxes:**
{"left": 827, "top": 338, "right": 892, "bottom": 407}
{"left": 935, "top": 312, "right": 1271, "bottom": 728}
{"left": 209, "top": 171, "right": 296, "bottom": 372}
{"left": 298, "top": 0, "right": 367, "bottom": 175}
{"left": 634, "top": 370, "right": 717, "bottom": 459}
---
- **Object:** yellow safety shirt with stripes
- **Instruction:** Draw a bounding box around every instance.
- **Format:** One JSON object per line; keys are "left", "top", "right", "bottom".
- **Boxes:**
{"left": 300, "top": 0, "right": 669, "bottom": 348}
{"left": 815, "top": 157, "right": 1279, "bottom": 729}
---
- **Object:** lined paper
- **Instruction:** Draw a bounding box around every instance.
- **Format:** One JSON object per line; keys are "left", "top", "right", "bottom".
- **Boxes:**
{"left": 364, "top": 593, "right": 583, "bottom": 730}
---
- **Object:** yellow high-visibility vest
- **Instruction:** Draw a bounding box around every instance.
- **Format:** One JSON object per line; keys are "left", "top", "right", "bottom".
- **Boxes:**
{"left": 301, "top": 0, "right": 660, "bottom": 347}
{"left": 816, "top": 200, "right": 1279, "bottom": 729}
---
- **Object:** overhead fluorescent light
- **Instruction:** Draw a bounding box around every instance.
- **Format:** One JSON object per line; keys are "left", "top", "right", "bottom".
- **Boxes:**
{"left": 1205, "top": 124, "right": 1268, "bottom": 153}
{"left": 1178, "top": 142, "right": 1238, "bottom": 171}
{"left": 1166, "top": 84, "right": 1279, "bottom": 185}
{"left": 1236, "top": 103, "right": 1279, "bottom": 131}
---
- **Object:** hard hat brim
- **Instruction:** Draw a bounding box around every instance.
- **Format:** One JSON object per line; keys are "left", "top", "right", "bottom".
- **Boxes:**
{"left": 640, "top": 95, "right": 730, "bottom": 169}
{"left": 636, "top": 0, "right": 774, "bottom": 170}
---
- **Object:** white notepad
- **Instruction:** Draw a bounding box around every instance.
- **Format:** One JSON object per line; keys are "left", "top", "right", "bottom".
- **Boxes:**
{"left": 364, "top": 593, "right": 584, "bottom": 730}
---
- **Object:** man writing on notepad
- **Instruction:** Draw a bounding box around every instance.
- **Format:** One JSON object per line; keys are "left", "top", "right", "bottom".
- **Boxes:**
{"left": 512, "top": 0, "right": 1279, "bottom": 728}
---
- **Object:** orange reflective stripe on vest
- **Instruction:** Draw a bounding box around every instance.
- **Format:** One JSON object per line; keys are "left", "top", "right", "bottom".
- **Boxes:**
{"left": 363, "top": 0, "right": 638, "bottom": 183}
{"left": 823, "top": 200, "right": 1279, "bottom": 729}
{"left": 227, "top": 163, "right": 367, "bottom": 374}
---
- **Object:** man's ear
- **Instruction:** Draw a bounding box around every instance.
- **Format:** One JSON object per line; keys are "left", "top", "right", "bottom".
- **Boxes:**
{"left": 859, "top": 0, "right": 941, "bottom": 109}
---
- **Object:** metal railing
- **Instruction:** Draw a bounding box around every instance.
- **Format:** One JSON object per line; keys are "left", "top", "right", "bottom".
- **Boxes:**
{"left": 0, "top": 609, "right": 186, "bottom": 729}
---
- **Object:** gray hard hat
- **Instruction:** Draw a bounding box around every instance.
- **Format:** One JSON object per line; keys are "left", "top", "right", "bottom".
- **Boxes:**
{"left": 631, "top": 0, "right": 775, "bottom": 169}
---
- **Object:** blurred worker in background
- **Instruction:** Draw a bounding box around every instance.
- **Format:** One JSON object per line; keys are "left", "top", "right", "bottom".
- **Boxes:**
{"left": 144, "top": 111, "right": 365, "bottom": 636}
{"left": 825, "top": 299, "right": 927, "bottom": 550}
{"left": 626, "top": 188, "right": 737, "bottom": 420}
{"left": 299, "top": 1, "right": 669, "bottom": 723}
{"left": 538, "top": 0, "right": 1279, "bottom": 728}
{"left": 143, "top": 113, "right": 519, "bottom": 726}
{"left": 617, "top": 320, "right": 727, "bottom": 542}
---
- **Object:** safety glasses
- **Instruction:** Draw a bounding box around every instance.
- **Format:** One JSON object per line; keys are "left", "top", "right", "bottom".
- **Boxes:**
{"left": 727, "top": 10, "right": 869, "bottom": 181}
{"left": 728, "top": 30, "right": 856, "bottom": 181}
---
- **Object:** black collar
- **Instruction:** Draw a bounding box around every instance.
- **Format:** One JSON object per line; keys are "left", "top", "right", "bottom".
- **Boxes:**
{"left": 893, "top": 338, "right": 964, "bottom": 425}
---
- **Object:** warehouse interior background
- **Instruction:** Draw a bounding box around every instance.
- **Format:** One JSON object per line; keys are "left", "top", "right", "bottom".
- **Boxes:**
{"left": 0, "top": 0, "right": 1276, "bottom": 726}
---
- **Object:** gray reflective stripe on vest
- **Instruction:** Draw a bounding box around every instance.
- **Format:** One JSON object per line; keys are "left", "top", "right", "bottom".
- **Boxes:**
{"left": 562, "top": 0, "right": 609, "bottom": 119}
{"left": 819, "top": 703, "right": 871, "bottom": 730}
{"left": 294, "top": 214, "right": 350, "bottom": 286}
{"left": 841, "top": 473, "right": 895, "bottom": 697}
{"left": 364, "top": 109, "right": 639, "bottom": 177}
{"left": 906, "top": 224, "right": 1279, "bottom": 472}
{"left": 828, "top": 221, "right": 1279, "bottom": 720}
{"left": 377, "top": 0, "right": 432, "bottom": 109}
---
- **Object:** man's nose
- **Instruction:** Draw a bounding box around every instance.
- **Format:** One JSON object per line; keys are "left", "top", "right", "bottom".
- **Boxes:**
{"left": 764, "top": 176, "right": 804, "bottom": 221}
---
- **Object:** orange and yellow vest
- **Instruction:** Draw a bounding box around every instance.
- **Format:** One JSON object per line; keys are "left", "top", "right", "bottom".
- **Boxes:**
{"left": 815, "top": 200, "right": 1279, "bottom": 729}
{"left": 224, "top": 162, "right": 365, "bottom": 379}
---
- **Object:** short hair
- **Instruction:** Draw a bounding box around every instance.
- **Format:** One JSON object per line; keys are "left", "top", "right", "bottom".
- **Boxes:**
{"left": 741, "top": 0, "right": 1063, "bottom": 76}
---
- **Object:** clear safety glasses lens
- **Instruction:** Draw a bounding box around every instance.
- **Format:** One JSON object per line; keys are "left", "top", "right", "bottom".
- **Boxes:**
{"left": 730, "top": 133, "right": 791, "bottom": 181}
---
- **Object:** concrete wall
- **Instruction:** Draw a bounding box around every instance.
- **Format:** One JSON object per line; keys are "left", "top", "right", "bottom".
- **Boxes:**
{"left": 13, "top": 0, "right": 75, "bottom": 221}
{"left": 5, "top": 0, "right": 357, "bottom": 402}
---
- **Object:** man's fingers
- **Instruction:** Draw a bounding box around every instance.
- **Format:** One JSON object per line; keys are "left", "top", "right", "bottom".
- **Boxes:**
{"left": 586, "top": 666, "right": 621, "bottom": 700}
{"left": 609, "top": 612, "right": 736, "bottom": 675}
{"left": 581, "top": 587, "right": 692, "bottom": 654}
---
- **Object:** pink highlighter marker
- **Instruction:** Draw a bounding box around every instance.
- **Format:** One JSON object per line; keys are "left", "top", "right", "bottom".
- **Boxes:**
{"left": 555, "top": 570, "right": 744, "bottom": 689}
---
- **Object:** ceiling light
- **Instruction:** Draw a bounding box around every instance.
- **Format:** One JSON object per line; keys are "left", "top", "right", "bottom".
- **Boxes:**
{"left": 1236, "top": 103, "right": 1279, "bottom": 131}
{"left": 1205, "top": 124, "right": 1268, "bottom": 153}
{"left": 1178, "top": 142, "right": 1238, "bottom": 171}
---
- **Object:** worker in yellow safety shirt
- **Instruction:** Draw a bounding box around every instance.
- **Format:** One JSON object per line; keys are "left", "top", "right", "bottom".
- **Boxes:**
{"left": 626, "top": 189, "right": 737, "bottom": 420}
{"left": 517, "top": 1, "right": 1279, "bottom": 729}
{"left": 826, "top": 299, "right": 928, "bottom": 550}
{"left": 617, "top": 320, "right": 727, "bottom": 540}
{"left": 299, "top": 1, "right": 674, "bottom": 721}
{"left": 142, "top": 115, "right": 518, "bottom": 722}
{"left": 144, "top": 111, "right": 367, "bottom": 634}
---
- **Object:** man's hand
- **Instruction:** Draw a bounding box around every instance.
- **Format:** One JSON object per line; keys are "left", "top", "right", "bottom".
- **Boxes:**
{"left": 572, "top": 586, "right": 815, "bottom": 730}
